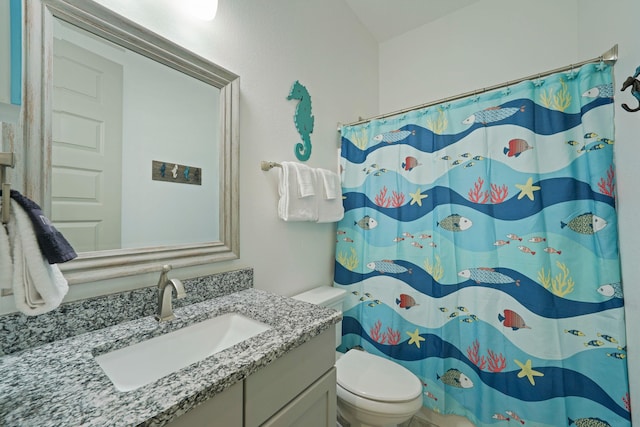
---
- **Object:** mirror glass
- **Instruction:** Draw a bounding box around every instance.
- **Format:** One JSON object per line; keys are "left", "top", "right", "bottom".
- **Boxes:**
{"left": 52, "top": 19, "right": 219, "bottom": 252}
{"left": 23, "top": 0, "right": 240, "bottom": 284}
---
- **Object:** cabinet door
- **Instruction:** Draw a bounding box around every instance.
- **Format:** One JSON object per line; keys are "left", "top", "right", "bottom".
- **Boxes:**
{"left": 244, "top": 327, "right": 335, "bottom": 427}
{"left": 163, "top": 381, "right": 242, "bottom": 427}
{"left": 261, "top": 367, "right": 336, "bottom": 427}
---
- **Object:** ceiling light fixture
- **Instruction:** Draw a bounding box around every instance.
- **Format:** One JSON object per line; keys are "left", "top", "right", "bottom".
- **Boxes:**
{"left": 185, "top": 0, "right": 218, "bottom": 21}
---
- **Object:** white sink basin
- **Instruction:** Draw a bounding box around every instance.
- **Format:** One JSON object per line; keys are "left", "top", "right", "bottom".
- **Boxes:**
{"left": 94, "top": 313, "right": 271, "bottom": 392}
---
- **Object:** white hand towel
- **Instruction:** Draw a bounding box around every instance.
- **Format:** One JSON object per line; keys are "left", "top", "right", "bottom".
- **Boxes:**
{"left": 292, "top": 162, "right": 316, "bottom": 197}
{"left": 315, "top": 168, "right": 344, "bottom": 223}
{"left": 317, "top": 168, "right": 340, "bottom": 199}
{"left": 8, "top": 199, "right": 68, "bottom": 316}
{"left": 278, "top": 161, "right": 318, "bottom": 221}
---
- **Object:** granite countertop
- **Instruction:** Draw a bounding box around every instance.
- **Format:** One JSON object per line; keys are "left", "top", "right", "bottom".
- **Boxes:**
{"left": 0, "top": 288, "right": 341, "bottom": 426}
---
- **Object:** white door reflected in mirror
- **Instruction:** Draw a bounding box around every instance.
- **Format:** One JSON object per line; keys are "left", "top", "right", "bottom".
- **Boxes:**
{"left": 52, "top": 18, "right": 220, "bottom": 252}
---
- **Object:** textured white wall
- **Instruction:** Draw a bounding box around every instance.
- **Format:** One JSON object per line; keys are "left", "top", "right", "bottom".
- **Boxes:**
{"left": 379, "top": 0, "right": 639, "bottom": 425}
{"left": 379, "top": 0, "right": 580, "bottom": 112}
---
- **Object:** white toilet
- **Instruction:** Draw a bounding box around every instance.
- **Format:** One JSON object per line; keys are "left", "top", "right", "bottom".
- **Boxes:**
{"left": 293, "top": 286, "right": 423, "bottom": 427}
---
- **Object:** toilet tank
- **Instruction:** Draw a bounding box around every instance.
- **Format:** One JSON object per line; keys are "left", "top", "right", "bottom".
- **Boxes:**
{"left": 292, "top": 286, "right": 346, "bottom": 349}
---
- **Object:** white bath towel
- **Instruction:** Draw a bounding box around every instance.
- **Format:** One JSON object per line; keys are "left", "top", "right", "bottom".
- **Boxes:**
{"left": 315, "top": 168, "right": 344, "bottom": 223}
{"left": 278, "top": 162, "right": 319, "bottom": 221}
{"left": 7, "top": 199, "right": 68, "bottom": 316}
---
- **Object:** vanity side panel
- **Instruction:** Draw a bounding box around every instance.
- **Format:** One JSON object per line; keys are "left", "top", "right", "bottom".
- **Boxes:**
{"left": 244, "top": 327, "right": 335, "bottom": 427}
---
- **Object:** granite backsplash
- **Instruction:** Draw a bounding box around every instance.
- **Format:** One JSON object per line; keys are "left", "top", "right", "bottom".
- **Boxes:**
{"left": 0, "top": 267, "right": 253, "bottom": 356}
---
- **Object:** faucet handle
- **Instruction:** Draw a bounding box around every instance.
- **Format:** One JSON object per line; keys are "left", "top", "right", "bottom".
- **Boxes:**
{"left": 170, "top": 278, "right": 187, "bottom": 299}
{"left": 157, "top": 264, "right": 172, "bottom": 288}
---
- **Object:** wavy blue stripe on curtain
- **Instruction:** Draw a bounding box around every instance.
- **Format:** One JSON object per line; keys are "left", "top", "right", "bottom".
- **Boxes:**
{"left": 334, "top": 63, "right": 630, "bottom": 427}
{"left": 341, "top": 178, "right": 616, "bottom": 219}
{"left": 342, "top": 97, "right": 612, "bottom": 165}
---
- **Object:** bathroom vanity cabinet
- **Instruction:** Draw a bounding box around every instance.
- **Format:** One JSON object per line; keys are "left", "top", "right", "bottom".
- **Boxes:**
{"left": 166, "top": 326, "right": 336, "bottom": 427}
{"left": 0, "top": 287, "right": 341, "bottom": 427}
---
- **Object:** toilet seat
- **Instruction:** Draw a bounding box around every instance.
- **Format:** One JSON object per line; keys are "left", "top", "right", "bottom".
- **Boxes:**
{"left": 335, "top": 350, "right": 422, "bottom": 402}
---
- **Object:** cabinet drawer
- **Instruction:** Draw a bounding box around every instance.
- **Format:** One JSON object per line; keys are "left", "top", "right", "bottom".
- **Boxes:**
{"left": 164, "top": 381, "right": 242, "bottom": 427}
{"left": 244, "top": 326, "right": 335, "bottom": 427}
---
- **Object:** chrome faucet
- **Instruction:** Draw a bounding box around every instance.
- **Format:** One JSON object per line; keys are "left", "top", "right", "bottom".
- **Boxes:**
{"left": 155, "top": 265, "right": 186, "bottom": 322}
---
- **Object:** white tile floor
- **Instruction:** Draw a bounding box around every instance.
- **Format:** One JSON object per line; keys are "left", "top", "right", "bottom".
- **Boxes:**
{"left": 336, "top": 415, "right": 435, "bottom": 427}
{"left": 406, "top": 416, "right": 436, "bottom": 427}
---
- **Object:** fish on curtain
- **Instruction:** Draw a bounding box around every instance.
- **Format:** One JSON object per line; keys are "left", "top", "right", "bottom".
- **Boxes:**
{"left": 335, "top": 63, "right": 630, "bottom": 427}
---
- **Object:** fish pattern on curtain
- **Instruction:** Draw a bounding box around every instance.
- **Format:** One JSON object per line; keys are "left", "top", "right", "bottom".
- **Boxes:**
{"left": 335, "top": 64, "right": 630, "bottom": 427}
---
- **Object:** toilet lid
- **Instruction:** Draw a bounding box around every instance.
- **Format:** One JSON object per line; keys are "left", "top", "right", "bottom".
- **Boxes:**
{"left": 335, "top": 350, "right": 422, "bottom": 402}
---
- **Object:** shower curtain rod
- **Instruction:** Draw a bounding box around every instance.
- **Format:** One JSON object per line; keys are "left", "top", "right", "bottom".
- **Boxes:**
{"left": 338, "top": 44, "right": 618, "bottom": 130}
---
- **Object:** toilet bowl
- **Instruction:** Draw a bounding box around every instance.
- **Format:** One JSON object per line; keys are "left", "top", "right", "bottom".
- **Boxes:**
{"left": 292, "top": 286, "right": 423, "bottom": 427}
{"left": 335, "top": 349, "right": 422, "bottom": 427}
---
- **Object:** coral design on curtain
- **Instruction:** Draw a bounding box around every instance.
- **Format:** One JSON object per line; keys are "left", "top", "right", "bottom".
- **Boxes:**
{"left": 335, "top": 64, "right": 630, "bottom": 427}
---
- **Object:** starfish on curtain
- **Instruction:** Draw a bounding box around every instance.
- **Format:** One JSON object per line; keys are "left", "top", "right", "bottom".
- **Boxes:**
{"left": 515, "top": 177, "right": 541, "bottom": 201}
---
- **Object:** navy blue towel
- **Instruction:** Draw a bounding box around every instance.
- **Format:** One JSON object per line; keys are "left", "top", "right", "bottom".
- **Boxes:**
{"left": 3, "top": 190, "right": 77, "bottom": 264}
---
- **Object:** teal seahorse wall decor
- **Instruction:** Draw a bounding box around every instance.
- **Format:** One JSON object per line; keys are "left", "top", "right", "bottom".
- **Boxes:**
{"left": 287, "top": 80, "right": 314, "bottom": 161}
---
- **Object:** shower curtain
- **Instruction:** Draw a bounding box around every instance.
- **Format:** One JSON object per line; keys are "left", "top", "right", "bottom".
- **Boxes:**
{"left": 335, "top": 64, "right": 630, "bottom": 427}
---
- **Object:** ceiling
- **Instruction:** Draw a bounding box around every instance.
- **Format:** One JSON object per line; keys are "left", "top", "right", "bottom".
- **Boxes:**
{"left": 344, "top": 0, "right": 480, "bottom": 43}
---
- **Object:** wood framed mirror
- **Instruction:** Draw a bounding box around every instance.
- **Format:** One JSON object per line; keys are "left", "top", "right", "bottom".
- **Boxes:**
{"left": 21, "top": 0, "right": 239, "bottom": 284}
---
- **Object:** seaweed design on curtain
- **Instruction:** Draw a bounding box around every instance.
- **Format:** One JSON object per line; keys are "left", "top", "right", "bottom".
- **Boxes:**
{"left": 335, "top": 64, "right": 630, "bottom": 427}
